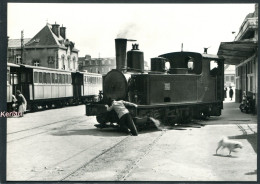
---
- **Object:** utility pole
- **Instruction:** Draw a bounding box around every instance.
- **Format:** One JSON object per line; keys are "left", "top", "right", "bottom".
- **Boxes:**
{"left": 21, "top": 30, "right": 24, "bottom": 64}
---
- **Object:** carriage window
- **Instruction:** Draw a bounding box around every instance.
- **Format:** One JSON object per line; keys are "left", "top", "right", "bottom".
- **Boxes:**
{"left": 52, "top": 73, "right": 55, "bottom": 83}
{"left": 62, "top": 74, "right": 65, "bottom": 84}
{"left": 65, "top": 75, "right": 68, "bottom": 84}
{"left": 68, "top": 75, "right": 72, "bottom": 84}
{"left": 46, "top": 73, "right": 51, "bottom": 83}
{"left": 11, "top": 74, "right": 18, "bottom": 84}
{"left": 43, "top": 73, "right": 46, "bottom": 83}
{"left": 55, "top": 74, "right": 58, "bottom": 83}
{"left": 27, "top": 73, "right": 31, "bottom": 83}
{"left": 210, "top": 60, "right": 219, "bottom": 76}
{"left": 50, "top": 73, "right": 52, "bottom": 84}
{"left": 39, "top": 72, "right": 43, "bottom": 83}
{"left": 34, "top": 72, "right": 39, "bottom": 83}
{"left": 21, "top": 73, "right": 26, "bottom": 82}
{"left": 58, "top": 74, "right": 62, "bottom": 83}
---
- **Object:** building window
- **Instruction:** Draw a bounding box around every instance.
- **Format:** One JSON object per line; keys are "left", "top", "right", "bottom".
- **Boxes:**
{"left": 230, "top": 76, "right": 234, "bottom": 83}
{"left": 73, "top": 57, "right": 76, "bottom": 69}
{"left": 67, "top": 56, "right": 71, "bottom": 69}
{"left": 33, "top": 60, "right": 40, "bottom": 66}
{"left": 15, "top": 55, "right": 21, "bottom": 64}
{"left": 62, "top": 55, "right": 65, "bottom": 69}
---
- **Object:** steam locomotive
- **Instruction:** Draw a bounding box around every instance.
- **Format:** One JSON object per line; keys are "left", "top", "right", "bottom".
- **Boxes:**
{"left": 86, "top": 38, "right": 224, "bottom": 127}
{"left": 7, "top": 63, "right": 102, "bottom": 112}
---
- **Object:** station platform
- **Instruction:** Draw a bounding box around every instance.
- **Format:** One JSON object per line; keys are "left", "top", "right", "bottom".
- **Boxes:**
{"left": 222, "top": 101, "right": 258, "bottom": 124}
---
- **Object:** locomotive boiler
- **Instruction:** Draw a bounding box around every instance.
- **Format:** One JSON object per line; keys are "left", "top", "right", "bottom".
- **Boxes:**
{"left": 86, "top": 38, "right": 224, "bottom": 127}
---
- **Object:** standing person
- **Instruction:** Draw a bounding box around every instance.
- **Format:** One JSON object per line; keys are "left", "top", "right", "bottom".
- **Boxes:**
{"left": 229, "top": 86, "right": 234, "bottom": 101}
{"left": 16, "top": 90, "right": 27, "bottom": 117}
{"left": 11, "top": 94, "right": 17, "bottom": 111}
{"left": 105, "top": 99, "right": 138, "bottom": 136}
{"left": 224, "top": 86, "right": 227, "bottom": 99}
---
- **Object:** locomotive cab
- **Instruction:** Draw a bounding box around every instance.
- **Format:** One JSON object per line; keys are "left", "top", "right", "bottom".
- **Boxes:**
{"left": 159, "top": 52, "right": 202, "bottom": 75}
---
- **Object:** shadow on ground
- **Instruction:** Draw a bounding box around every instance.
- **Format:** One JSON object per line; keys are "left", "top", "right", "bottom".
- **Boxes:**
{"left": 228, "top": 133, "right": 257, "bottom": 154}
{"left": 50, "top": 128, "right": 129, "bottom": 137}
{"left": 245, "top": 170, "right": 257, "bottom": 175}
{"left": 213, "top": 154, "right": 238, "bottom": 158}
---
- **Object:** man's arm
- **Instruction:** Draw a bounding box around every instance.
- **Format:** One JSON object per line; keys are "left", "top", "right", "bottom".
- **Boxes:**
{"left": 122, "top": 101, "right": 138, "bottom": 108}
{"left": 105, "top": 104, "right": 113, "bottom": 111}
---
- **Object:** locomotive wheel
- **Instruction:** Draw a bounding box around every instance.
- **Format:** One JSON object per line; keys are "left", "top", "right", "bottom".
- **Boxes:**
{"left": 96, "top": 113, "right": 108, "bottom": 124}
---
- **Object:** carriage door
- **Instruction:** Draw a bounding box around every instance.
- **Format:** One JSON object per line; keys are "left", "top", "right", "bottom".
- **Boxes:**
{"left": 72, "top": 72, "right": 83, "bottom": 100}
{"left": 10, "top": 67, "right": 19, "bottom": 94}
{"left": 19, "top": 67, "right": 32, "bottom": 102}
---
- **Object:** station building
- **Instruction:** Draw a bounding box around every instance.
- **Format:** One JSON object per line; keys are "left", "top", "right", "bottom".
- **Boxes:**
{"left": 8, "top": 22, "right": 79, "bottom": 71}
{"left": 78, "top": 55, "right": 116, "bottom": 74}
{"left": 218, "top": 4, "right": 258, "bottom": 109}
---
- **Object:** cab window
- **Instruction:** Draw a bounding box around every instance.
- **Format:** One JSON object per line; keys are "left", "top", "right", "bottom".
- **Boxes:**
{"left": 210, "top": 60, "right": 219, "bottom": 76}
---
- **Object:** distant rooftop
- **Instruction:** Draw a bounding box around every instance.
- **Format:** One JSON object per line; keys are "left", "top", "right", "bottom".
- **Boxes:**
{"left": 8, "top": 38, "right": 31, "bottom": 48}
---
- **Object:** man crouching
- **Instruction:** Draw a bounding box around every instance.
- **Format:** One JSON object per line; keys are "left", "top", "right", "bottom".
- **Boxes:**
{"left": 105, "top": 99, "right": 138, "bottom": 136}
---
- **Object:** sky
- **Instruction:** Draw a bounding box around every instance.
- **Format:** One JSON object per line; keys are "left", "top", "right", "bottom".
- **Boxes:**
{"left": 8, "top": 3, "right": 256, "bottom": 63}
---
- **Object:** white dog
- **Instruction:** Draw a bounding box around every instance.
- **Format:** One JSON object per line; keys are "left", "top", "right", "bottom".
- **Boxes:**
{"left": 216, "top": 137, "right": 243, "bottom": 156}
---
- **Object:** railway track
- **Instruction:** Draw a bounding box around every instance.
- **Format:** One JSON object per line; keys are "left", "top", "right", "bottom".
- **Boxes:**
{"left": 60, "top": 130, "right": 166, "bottom": 181}
{"left": 8, "top": 116, "right": 83, "bottom": 135}
{"left": 236, "top": 124, "right": 257, "bottom": 135}
{"left": 7, "top": 116, "right": 86, "bottom": 143}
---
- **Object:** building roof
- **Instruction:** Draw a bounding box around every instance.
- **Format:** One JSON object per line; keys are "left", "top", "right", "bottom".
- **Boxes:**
{"left": 25, "top": 23, "right": 79, "bottom": 52}
{"left": 26, "top": 25, "right": 58, "bottom": 47}
{"left": 8, "top": 38, "right": 31, "bottom": 48}
{"left": 217, "top": 41, "right": 257, "bottom": 65}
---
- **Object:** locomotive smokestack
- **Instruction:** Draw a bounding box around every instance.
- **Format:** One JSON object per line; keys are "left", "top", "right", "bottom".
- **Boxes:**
{"left": 115, "top": 38, "right": 136, "bottom": 71}
{"left": 115, "top": 38, "right": 127, "bottom": 70}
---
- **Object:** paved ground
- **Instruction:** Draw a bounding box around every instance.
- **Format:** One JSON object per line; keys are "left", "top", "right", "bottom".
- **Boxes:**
{"left": 6, "top": 101, "right": 257, "bottom": 181}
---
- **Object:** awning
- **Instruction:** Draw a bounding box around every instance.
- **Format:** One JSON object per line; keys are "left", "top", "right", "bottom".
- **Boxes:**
{"left": 217, "top": 41, "right": 257, "bottom": 65}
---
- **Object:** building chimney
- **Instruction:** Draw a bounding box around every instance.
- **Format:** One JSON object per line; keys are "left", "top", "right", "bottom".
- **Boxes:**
{"left": 115, "top": 38, "right": 127, "bottom": 70}
{"left": 52, "top": 22, "right": 60, "bottom": 37}
{"left": 60, "top": 25, "right": 66, "bottom": 39}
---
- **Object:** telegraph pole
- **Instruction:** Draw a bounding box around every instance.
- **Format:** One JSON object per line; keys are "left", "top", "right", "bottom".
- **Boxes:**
{"left": 21, "top": 30, "right": 24, "bottom": 64}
